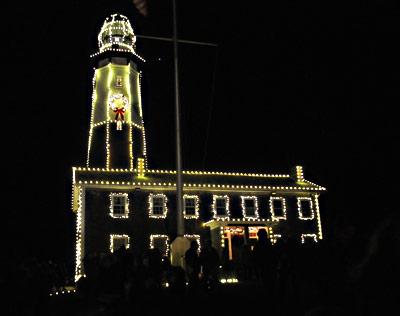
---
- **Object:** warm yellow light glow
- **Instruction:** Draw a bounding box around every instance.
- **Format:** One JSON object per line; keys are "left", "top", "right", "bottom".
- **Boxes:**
{"left": 296, "top": 165, "right": 304, "bottom": 182}
{"left": 137, "top": 158, "right": 145, "bottom": 178}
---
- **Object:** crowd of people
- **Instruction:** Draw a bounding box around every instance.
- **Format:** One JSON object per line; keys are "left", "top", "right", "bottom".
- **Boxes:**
{"left": 3, "top": 216, "right": 399, "bottom": 315}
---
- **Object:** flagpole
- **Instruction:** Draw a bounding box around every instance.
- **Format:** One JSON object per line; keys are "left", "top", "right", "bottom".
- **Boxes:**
{"left": 172, "top": 0, "right": 184, "bottom": 236}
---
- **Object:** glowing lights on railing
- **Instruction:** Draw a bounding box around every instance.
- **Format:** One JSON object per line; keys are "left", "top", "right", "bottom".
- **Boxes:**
{"left": 183, "top": 194, "right": 200, "bottom": 219}
{"left": 90, "top": 49, "right": 146, "bottom": 62}
{"left": 240, "top": 196, "right": 259, "bottom": 220}
{"left": 212, "top": 195, "right": 230, "bottom": 220}
{"left": 297, "top": 197, "right": 314, "bottom": 220}
{"left": 148, "top": 193, "right": 168, "bottom": 218}
{"left": 269, "top": 196, "right": 287, "bottom": 220}
{"left": 109, "top": 193, "right": 129, "bottom": 218}
{"left": 98, "top": 14, "right": 136, "bottom": 54}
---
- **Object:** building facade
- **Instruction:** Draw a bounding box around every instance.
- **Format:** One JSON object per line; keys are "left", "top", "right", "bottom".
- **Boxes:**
{"left": 71, "top": 14, "right": 326, "bottom": 281}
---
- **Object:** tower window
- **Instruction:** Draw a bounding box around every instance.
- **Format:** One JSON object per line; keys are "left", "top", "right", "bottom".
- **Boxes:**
{"left": 149, "top": 194, "right": 168, "bottom": 218}
{"left": 297, "top": 197, "right": 314, "bottom": 220}
{"left": 241, "top": 196, "right": 258, "bottom": 219}
{"left": 116, "top": 76, "right": 123, "bottom": 87}
{"left": 183, "top": 195, "right": 199, "bottom": 219}
{"left": 269, "top": 196, "right": 287, "bottom": 220}
{"left": 212, "top": 195, "right": 229, "bottom": 219}
{"left": 109, "top": 193, "right": 129, "bottom": 218}
{"left": 110, "top": 234, "right": 130, "bottom": 253}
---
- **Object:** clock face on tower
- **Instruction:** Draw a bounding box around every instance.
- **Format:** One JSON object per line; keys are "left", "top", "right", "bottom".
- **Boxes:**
{"left": 109, "top": 93, "right": 129, "bottom": 130}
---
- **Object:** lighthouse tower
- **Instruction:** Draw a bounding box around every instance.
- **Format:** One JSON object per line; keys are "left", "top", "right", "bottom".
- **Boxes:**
{"left": 87, "top": 13, "right": 147, "bottom": 171}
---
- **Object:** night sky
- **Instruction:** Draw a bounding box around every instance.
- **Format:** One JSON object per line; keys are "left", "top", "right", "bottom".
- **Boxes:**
{"left": 4, "top": 0, "right": 396, "bottom": 266}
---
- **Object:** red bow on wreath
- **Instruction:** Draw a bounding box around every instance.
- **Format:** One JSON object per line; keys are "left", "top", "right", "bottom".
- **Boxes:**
{"left": 113, "top": 108, "right": 125, "bottom": 121}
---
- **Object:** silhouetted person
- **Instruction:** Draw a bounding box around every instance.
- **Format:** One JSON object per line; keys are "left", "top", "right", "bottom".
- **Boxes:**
{"left": 184, "top": 240, "right": 201, "bottom": 291}
{"left": 148, "top": 248, "right": 163, "bottom": 289}
{"left": 200, "top": 239, "right": 220, "bottom": 290}
{"left": 239, "top": 243, "right": 254, "bottom": 281}
{"left": 274, "top": 235, "right": 298, "bottom": 315}
{"left": 252, "top": 229, "right": 273, "bottom": 287}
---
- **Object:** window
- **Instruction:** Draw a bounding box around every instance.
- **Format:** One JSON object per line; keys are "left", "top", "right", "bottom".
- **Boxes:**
{"left": 150, "top": 235, "right": 169, "bottom": 256}
{"left": 110, "top": 234, "right": 130, "bottom": 253}
{"left": 212, "top": 195, "right": 229, "bottom": 219}
{"left": 301, "top": 234, "right": 318, "bottom": 244}
{"left": 241, "top": 196, "right": 258, "bottom": 218}
{"left": 116, "top": 76, "right": 123, "bottom": 87}
{"left": 109, "top": 193, "right": 129, "bottom": 218}
{"left": 183, "top": 195, "right": 199, "bottom": 219}
{"left": 184, "top": 234, "right": 201, "bottom": 252}
{"left": 149, "top": 194, "right": 168, "bottom": 218}
{"left": 269, "top": 196, "right": 287, "bottom": 220}
{"left": 297, "top": 197, "right": 314, "bottom": 220}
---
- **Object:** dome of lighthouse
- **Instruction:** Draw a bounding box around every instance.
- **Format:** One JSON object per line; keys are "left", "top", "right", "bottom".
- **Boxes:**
{"left": 98, "top": 13, "right": 136, "bottom": 54}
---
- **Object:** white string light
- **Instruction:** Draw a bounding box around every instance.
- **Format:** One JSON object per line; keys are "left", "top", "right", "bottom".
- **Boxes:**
{"left": 110, "top": 234, "right": 130, "bottom": 252}
{"left": 297, "top": 197, "right": 314, "bottom": 220}
{"left": 269, "top": 196, "right": 287, "bottom": 220}
{"left": 212, "top": 195, "right": 230, "bottom": 220}
{"left": 109, "top": 192, "right": 129, "bottom": 218}
{"left": 301, "top": 234, "right": 318, "bottom": 244}
{"left": 183, "top": 194, "right": 200, "bottom": 219}
{"left": 150, "top": 234, "right": 169, "bottom": 256}
{"left": 240, "top": 196, "right": 259, "bottom": 220}
{"left": 148, "top": 193, "right": 168, "bottom": 218}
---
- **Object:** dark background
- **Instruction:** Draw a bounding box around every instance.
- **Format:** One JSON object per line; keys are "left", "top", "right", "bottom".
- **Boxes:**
{"left": 3, "top": 0, "right": 396, "bottom": 268}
